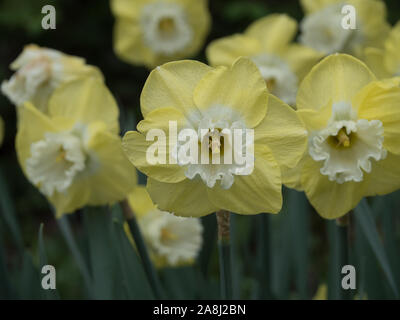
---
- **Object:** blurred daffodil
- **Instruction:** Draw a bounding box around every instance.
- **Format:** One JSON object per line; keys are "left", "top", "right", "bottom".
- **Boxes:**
{"left": 122, "top": 58, "right": 307, "bottom": 217}
{"left": 289, "top": 54, "right": 400, "bottom": 219}
{"left": 111, "top": 0, "right": 211, "bottom": 69}
{"left": 1, "top": 44, "right": 103, "bottom": 113}
{"left": 16, "top": 77, "right": 136, "bottom": 217}
{"left": 207, "top": 14, "right": 323, "bottom": 106}
{"left": 299, "top": 0, "right": 390, "bottom": 57}
{"left": 125, "top": 186, "right": 203, "bottom": 267}
{"left": 365, "top": 21, "right": 400, "bottom": 79}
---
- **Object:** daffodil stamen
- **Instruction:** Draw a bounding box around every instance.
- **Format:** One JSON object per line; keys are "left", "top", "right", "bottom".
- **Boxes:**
{"left": 336, "top": 128, "right": 351, "bottom": 148}
{"left": 161, "top": 228, "right": 178, "bottom": 242}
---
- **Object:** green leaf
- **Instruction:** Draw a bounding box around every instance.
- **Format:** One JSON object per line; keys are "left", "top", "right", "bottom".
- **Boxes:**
{"left": 38, "top": 223, "right": 60, "bottom": 300}
{"left": 56, "top": 214, "right": 93, "bottom": 297}
{"left": 0, "top": 235, "right": 16, "bottom": 299}
{"left": 110, "top": 204, "right": 154, "bottom": 299}
{"left": 354, "top": 199, "right": 399, "bottom": 298}
{"left": 0, "top": 167, "right": 24, "bottom": 251}
{"left": 326, "top": 220, "right": 343, "bottom": 300}
{"left": 83, "top": 206, "right": 118, "bottom": 299}
{"left": 287, "top": 189, "right": 310, "bottom": 299}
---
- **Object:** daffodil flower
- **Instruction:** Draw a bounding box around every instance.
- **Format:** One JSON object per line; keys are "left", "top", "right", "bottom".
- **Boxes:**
{"left": 16, "top": 78, "right": 136, "bottom": 217}
{"left": 1, "top": 44, "right": 103, "bottom": 113}
{"left": 290, "top": 54, "right": 400, "bottom": 219}
{"left": 122, "top": 58, "right": 307, "bottom": 217}
{"left": 299, "top": 0, "right": 390, "bottom": 57}
{"left": 365, "top": 21, "right": 400, "bottom": 79}
{"left": 206, "top": 14, "right": 323, "bottom": 106}
{"left": 111, "top": 0, "right": 211, "bottom": 69}
{"left": 125, "top": 186, "right": 203, "bottom": 267}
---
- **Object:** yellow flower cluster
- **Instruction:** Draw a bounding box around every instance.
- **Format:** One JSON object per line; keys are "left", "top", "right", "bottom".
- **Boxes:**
{"left": 1, "top": 0, "right": 400, "bottom": 257}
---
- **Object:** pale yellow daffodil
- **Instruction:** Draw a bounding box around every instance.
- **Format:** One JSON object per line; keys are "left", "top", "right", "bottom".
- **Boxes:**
{"left": 299, "top": 0, "right": 390, "bottom": 58}
{"left": 207, "top": 14, "right": 323, "bottom": 106}
{"left": 1, "top": 44, "right": 103, "bottom": 114}
{"left": 125, "top": 186, "right": 203, "bottom": 268}
{"left": 111, "top": 0, "right": 211, "bottom": 69}
{"left": 288, "top": 54, "right": 400, "bottom": 219}
{"left": 122, "top": 57, "right": 307, "bottom": 217}
{"left": 365, "top": 21, "right": 400, "bottom": 79}
{"left": 16, "top": 77, "right": 137, "bottom": 217}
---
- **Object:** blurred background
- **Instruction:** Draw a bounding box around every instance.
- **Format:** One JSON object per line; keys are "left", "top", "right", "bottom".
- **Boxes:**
{"left": 1, "top": 0, "right": 400, "bottom": 299}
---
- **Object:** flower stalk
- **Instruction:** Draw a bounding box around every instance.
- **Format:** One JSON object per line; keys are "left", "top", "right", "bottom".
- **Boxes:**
{"left": 216, "top": 210, "right": 232, "bottom": 300}
{"left": 121, "top": 200, "right": 164, "bottom": 300}
{"left": 336, "top": 214, "right": 351, "bottom": 300}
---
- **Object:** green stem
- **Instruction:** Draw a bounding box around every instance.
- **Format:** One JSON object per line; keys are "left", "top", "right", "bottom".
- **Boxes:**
{"left": 336, "top": 216, "right": 351, "bottom": 300}
{"left": 216, "top": 210, "right": 232, "bottom": 300}
{"left": 121, "top": 201, "right": 164, "bottom": 300}
{"left": 257, "top": 213, "right": 270, "bottom": 299}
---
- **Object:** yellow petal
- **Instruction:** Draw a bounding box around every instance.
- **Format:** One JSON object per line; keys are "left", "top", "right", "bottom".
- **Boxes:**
{"left": 86, "top": 129, "right": 137, "bottom": 206}
{"left": 193, "top": 57, "right": 268, "bottom": 128}
{"left": 110, "top": 0, "right": 146, "bottom": 19}
{"left": 364, "top": 47, "right": 390, "bottom": 79}
{"left": 300, "top": 0, "right": 341, "bottom": 14}
{"left": 51, "top": 180, "right": 91, "bottom": 218}
{"left": 383, "top": 21, "right": 400, "bottom": 75}
{"left": 179, "top": 0, "right": 211, "bottom": 58}
{"left": 207, "top": 144, "right": 282, "bottom": 214}
{"left": 122, "top": 131, "right": 186, "bottom": 183}
{"left": 137, "top": 107, "right": 189, "bottom": 133}
{"left": 356, "top": 79, "right": 400, "bottom": 155}
{"left": 301, "top": 156, "right": 367, "bottom": 219}
{"left": 349, "top": 0, "right": 390, "bottom": 52}
{"left": 297, "top": 100, "right": 333, "bottom": 131}
{"left": 16, "top": 102, "right": 56, "bottom": 173}
{"left": 48, "top": 77, "right": 120, "bottom": 134}
{"left": 206, "top": 34, "right": 262, "bottom": 67}
{"left": 296, "top": 54, "right": 376, "bottom": 111}
{"left": 282, "top": 44, "right": 324, "bottom": 80}
{"left": 281, "top": 155, "right": 308, "bottom": 191}
{"left": 255, "top": 94, "right": 307, "bottom": 169}
{"left": 127, "top": 186, "right": 156, "bottom": 219}
{"left": 364, "top": 152, "right": 400, "bottom": 196}
{"left": 245, "top": 14, "right": 297, "bottom": 53}
{"left": 141, "top": 60, "right": 211, "bottom": 119}
{"left": 147, "top": 178, "right": 219, "bottom": 217}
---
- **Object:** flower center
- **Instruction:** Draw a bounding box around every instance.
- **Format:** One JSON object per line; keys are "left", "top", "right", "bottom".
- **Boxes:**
{"left": 180, "top": 105, "right": 254, "bottom": 190}
{"left": 251, "top": 53, "right": 298, "bottom": 105}
{"left": 141, "top": 2, "right": 193, "bottom": 55}
{"left": 158, "top": 17, "right": 175, "bottom": 34}
{"left": 160, "top": 227, "right": 178, "bottom": 242}
{"left": 309, "top": 102, "right": 387, "bottom": 184}
{"left": 26, "top": 127, "right": 87, "bottom": 197}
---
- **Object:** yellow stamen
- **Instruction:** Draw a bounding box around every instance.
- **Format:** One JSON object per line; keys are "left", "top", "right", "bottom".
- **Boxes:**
{"left": 337, "top": 128, "right": 350, "bottom": 147}
{"left": 158, "top": 17, "right": 175, "bottom": 33}
{"left": 161, "top": 228, "right": 177, "bottom": 242}
{"left": 209, "top": 129, "right": 221, "bottom": 154}
{"left": 56, "top": 148, "right": 67, "bottom": 162}
{"left": 265, "top": 78, "right": 276, "bottom": 91}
